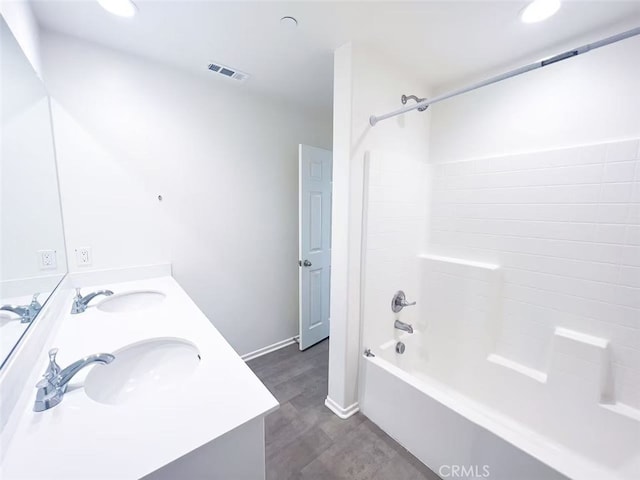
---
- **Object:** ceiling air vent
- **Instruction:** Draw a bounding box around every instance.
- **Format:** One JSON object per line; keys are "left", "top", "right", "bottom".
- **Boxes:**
{"left": 207, "top": 62, "right": 250, "bottom": 82}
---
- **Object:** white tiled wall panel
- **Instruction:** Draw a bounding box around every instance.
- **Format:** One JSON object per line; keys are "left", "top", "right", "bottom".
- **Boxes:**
{"left": 428, "top": 139, "right": 640, "bottom": 409}
{"left": 362, "top": 151, "right": 429, "bottom": 351}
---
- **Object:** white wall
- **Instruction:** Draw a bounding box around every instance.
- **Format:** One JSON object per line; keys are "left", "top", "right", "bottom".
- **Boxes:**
{"left": 329, "top": 42, "right": 430, "bottom": 413}
{"left": 0, "top": 0, "right": 42, "bottom": 77}
{"left": 41, "top": 31, "right": 332, "bottom": 356}
{"left": 430, "top": 36, "right": 640, "bottom": 163}
{"left": 1, "top": 20, "right": 66, "bottom": 288}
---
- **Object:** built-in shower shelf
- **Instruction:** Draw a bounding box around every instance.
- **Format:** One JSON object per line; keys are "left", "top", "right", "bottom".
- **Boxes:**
{"left": 487, "top": 354, "right": 547, "bottom": 383}
{"left": 601, "top": 403, "right": 640, "bottom": 422}
{"left": 419, "top": 254, "right": 499, "bottom": 272}
{"left": 554, "top": 327, "right": 608, "bottom": 350}
{"left": 488, "top": 327, "right": 630, "bottom": 419}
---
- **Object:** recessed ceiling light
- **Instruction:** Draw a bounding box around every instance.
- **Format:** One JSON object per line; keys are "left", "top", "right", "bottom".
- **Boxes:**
{"left": 97, "top": 0, "right": 138, "bottom": 18}
{"left": 521, "top": 0, "right": 561, "bottom": 24}
{"left": 280, "top": 16, "right": 298, "bottom": 29}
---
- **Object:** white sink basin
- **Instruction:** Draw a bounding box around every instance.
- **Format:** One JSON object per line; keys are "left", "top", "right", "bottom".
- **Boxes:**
{"left": 97, "top": 290, "right": 166, "bottom": 313}
{"left": 84, "top": 338, "right": 200, "bottom": 405}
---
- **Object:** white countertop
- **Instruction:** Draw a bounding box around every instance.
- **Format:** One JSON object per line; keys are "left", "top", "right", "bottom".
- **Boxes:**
{"left": 0, "top": 276, "right": 278, "bottom": 479}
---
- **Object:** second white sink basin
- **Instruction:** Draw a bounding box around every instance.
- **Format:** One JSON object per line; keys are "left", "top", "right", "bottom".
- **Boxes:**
{"left": 97, "top": 290, "right": 166, "bottom": 313}
{"left": 84, "top": 338, "right": 200, "bottom": 405}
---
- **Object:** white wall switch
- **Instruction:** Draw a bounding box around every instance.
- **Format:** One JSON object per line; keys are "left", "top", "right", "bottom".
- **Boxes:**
{"left": 38, "top": 250, "right": 57, "bottom": 270}
{"left": 75, "top": 247, "right": 92, "bottom": 267}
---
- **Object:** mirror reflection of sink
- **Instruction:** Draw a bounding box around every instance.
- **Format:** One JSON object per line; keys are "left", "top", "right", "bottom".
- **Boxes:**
{"left": 96, "top": 290, "right": 166, "bottom": 313}
{"left": 84, "top": 338, "right": 200, "bottom": 405}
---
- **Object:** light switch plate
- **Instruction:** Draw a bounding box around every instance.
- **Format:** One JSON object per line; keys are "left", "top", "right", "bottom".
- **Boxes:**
{"left": 75, "top": 247, "right": 92, "bottom": 267}
{"left": 38, "top": 250, "right": 57, "bottom": 270}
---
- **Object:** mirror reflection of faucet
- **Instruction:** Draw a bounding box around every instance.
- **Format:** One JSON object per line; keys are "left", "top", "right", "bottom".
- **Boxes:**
{"left": 71, "top": 288, "right": 114, "bottom": 314}
{"left": 0, "top": 293, "right": 42, "bottom": 323}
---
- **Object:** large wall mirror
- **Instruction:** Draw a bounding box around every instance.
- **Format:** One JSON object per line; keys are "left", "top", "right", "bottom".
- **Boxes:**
{"left": 1, "top": 18, "right": 67, "bottom": 368}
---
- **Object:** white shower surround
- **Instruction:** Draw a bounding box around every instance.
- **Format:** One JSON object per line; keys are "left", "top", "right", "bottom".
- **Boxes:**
{"left": 360, "top": 140, "right": 640, "bottom": 479}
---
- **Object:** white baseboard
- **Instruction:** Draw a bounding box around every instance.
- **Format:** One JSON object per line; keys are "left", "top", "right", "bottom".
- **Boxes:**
{"left": 241, "top": 336, "right": 299, "bottom": 362}
{"left": 325, "top": 396, "right": 359, "bottom": 419}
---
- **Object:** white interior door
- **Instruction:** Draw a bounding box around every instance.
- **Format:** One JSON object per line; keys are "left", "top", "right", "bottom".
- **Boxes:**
{"left": 298, "top": 144, "right": 332, "bottom": 351}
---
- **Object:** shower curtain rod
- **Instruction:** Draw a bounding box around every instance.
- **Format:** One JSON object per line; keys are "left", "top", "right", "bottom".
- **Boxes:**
{"left": 369, "top": 26, "right": 640, "bottom": 127}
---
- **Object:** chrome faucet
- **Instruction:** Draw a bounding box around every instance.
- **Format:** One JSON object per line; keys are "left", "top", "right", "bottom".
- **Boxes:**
{"left": 71, "top": 288, "right": 114, "bottom": 314}
{"left": 1, "top": 293, "right": 42, "bottom": 323}
{"left": 394, "top": 319, "right": 414, "bottom": 334}
{"left": 391, "top": 290, "right": 416, "bottom": 313}
{"left": 33, "top": 348, "right": 115, "bottom": 412}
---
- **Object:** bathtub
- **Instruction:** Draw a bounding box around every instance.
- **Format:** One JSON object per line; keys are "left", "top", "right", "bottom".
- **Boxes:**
{"left": 360, "top": 332, "right": 640, "bottom": 480}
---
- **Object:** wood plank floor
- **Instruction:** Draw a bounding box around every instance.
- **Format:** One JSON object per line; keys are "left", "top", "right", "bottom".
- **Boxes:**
{"left": 247, "top": 339, "right": 441, "bottom": 480}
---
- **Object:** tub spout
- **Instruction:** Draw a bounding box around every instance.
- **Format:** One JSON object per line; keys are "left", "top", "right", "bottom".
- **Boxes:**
{"left": 394, "top": 319, "right": 413, "bottom": 334}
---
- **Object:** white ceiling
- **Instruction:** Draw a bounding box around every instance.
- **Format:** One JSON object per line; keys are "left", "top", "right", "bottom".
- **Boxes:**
{"left": 32, "top": 1, "right": 640, "bottom": 115}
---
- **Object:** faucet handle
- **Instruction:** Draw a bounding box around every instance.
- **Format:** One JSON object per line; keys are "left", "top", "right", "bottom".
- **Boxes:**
{"left": 43, "top": 348, "right": 61, "bottom": 381}
{"left": 29, "top": 293, "right": 42, "bottom": 311}
{"left": 391, "top": 290, "right": 417, "bottom": 313}
{"left": 36, "top": 348, "right": 61, "bottom": 395}
{"left": 75, "top": 288, "right": 82, "bottom": 298}
{"left": 49, "top": 348, "right": 58, "bottom": 361}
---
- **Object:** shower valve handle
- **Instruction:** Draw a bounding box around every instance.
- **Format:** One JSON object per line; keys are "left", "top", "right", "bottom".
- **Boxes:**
{"left": 392, "top": 291, "right": 416, "bottom": 313}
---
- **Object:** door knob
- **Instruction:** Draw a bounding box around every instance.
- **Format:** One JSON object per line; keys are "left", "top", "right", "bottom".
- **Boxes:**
{"left": 301, "top": 259, "right": 312, "bottom": 267}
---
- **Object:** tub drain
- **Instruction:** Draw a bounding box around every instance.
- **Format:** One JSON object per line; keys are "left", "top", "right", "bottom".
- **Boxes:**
{"left": 395, "top": 342, "right": 406, "bottom": 354}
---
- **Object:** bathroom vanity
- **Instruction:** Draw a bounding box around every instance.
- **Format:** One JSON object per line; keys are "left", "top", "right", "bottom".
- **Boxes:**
{"left": 1, "top": 270, "right": 278, "bottom": 479}
{"left": 0, "top": 17, "right": 278, "bottom": 479}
